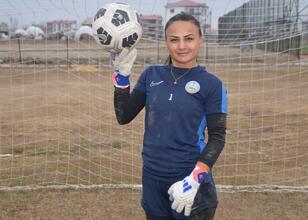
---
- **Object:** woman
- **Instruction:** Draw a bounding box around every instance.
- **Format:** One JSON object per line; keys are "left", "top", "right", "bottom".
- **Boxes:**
{"left": 112, "top": 12, "right": 227, "bottom": 220}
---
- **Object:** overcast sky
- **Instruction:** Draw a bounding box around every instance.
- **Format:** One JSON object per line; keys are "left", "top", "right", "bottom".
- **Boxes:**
{"left": 0, "top": 0, "right": 307, "bottom": 29}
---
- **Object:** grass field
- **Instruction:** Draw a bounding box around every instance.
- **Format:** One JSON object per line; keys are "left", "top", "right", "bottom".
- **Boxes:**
{"left": 0, "top": 40, "right": 307, "bottom": 219}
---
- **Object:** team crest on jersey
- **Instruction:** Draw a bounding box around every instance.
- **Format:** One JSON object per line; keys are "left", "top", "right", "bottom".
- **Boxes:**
{"left": 185, "top": 81, "right": 200, "bottom": 94}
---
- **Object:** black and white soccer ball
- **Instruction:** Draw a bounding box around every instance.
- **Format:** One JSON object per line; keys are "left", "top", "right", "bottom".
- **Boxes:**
{"left": 92, "top": 3, "right": 143, "bottom": 52}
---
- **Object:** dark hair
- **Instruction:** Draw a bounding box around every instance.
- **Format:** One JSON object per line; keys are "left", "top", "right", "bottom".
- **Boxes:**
{"left": 164, "top": 12, "right": 202, "bottom": 37}
{"left": 164, "top": 12, "right": 202, "bottom": 64}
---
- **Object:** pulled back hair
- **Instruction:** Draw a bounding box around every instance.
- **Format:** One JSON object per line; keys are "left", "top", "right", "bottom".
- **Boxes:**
{"left": 165, "top": 12, "right": 202, "bottom": 38}
{"left": 164, "top": 12, "right": 202, "bottom": 64}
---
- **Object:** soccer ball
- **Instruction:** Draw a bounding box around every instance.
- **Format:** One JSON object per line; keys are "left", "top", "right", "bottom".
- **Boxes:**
{"left": 92, "top": 3, "right": 143, "bottom": 52}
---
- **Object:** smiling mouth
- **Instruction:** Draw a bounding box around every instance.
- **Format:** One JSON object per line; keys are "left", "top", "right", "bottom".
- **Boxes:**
{"left": 177, "top": 53, "right": 188, "bottom": 56}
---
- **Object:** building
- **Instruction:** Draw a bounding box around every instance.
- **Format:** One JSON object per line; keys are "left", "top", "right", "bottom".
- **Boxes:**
{"left": 46, "top": 20, "right": 77, "bottom": 34}
{"left": 164, "top": 0, "right": 209, "bottom": 34}
{"left": 140, "top": 15, "right": 163, "bottom": 39}
{"left": 218, "top": 0, "right": 299, "bottom": 44}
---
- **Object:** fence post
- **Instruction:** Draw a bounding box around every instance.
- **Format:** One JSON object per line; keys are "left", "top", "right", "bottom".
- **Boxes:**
{"left": 18, "top": 38, "right": 22, "bottom": 63}
{"left": 296, "top": 35, "right": 302, "bottom": 60}
{"left": 66, "top": 35, "right": 69, "bottom": 67}
{"left": 156, "top": 38, "right": 160, "bottom": 64}
{"left": 205, "top": 35, "right": 209, "bottom": 61}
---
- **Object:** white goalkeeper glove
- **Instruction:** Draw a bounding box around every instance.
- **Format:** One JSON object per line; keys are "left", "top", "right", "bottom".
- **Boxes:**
{"left": 112, "top": 48, "right": 137, "bottom": 77}
{"left": 111, "top": 48, "right": 137, "bottom": 88}
{"left": 168, "top": 162, "right": 209, "bottom": 217}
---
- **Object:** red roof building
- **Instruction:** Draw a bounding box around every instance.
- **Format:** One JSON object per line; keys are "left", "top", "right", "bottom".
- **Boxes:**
{"left": 46, "top": 20, "right": 77, "bottom": 34}
{"left": 164, "top": 0, "right": 210, "bottom": 34}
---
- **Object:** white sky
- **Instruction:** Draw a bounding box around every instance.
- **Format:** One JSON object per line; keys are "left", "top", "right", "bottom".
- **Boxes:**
{"left": 0, "top": 0, "right": 307, "bottom": 29}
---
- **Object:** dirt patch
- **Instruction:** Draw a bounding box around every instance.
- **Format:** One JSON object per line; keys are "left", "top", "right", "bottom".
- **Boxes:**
{"left": 70, "top": 65, "right": 99, "bottom": 73}
{"left": 0, "top": 189, "right": 307, "bottom": 220}
{"left": 0, "top": 40, "right": 307, "bottom": 219}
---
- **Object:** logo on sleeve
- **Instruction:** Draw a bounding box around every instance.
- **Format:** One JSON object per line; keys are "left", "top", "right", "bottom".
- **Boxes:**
{"left": 185, "top": 81, "right": 200, "bottom": 94}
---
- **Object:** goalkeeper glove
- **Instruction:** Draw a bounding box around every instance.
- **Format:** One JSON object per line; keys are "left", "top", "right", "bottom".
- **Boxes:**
{"left": 111, "top": 48, "right": 137, "bottom": 88}
{"left": 168, "top": 162, "right": 209, "bottom": 217}
{"left": 112, "top": 48, "right": 137, "bottom": 76}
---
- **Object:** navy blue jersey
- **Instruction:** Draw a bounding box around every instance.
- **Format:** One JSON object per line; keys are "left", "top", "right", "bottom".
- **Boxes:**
{"left": 134, "top": 64, "right": 227, "bottom": 181}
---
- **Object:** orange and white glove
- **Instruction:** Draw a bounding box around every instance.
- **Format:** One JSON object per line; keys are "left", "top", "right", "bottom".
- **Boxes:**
{"left": 168, "top": 162, "right": 209, "bottom": 216}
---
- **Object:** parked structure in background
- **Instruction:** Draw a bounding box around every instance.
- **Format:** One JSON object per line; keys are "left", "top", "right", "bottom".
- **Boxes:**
{"left": 140, "top": 15, "right": 163, "bottom": 40}
{"left": 26, "top": 26, "right": 45, "bottom": 39}
{"left": 74, "top": 25, "right": 93, "bottom": 41}
{"left": 164, "top": 0, "right": 210, "bottom": 35}
{"left": 0, "top": 22, "right": 9, "bottom": 39}
{"left": 11, "top": 29, "right": 29, "bottom": 39}
{"left": 81, "top": 17, "right": 93, "bottom": 27}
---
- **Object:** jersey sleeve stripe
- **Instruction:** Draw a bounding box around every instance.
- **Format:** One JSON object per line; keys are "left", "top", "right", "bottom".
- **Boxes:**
{"left": 197, "top": 115, "right": 207, "bottom": 153}
{"left": 221, "top": 85, "right": 228, "bottom": 113}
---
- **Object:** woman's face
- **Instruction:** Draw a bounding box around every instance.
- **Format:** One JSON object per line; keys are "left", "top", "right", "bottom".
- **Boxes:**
{"left": 165, "top": 20, "right": 203, "bottom": 68}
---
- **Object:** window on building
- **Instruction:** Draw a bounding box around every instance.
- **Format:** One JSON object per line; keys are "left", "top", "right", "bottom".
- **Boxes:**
{"left": 170, "top": 9, "right": 174, "bottom": 13}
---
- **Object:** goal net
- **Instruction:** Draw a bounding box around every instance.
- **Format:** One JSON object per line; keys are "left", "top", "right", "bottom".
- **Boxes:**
{"left": 0, "top": 0, "right": 307, "bottom": 194}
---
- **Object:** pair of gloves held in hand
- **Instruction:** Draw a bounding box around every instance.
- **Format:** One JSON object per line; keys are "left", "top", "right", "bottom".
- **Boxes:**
{"left": 112, "top": 49, "right": 210, "bottom": 217}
